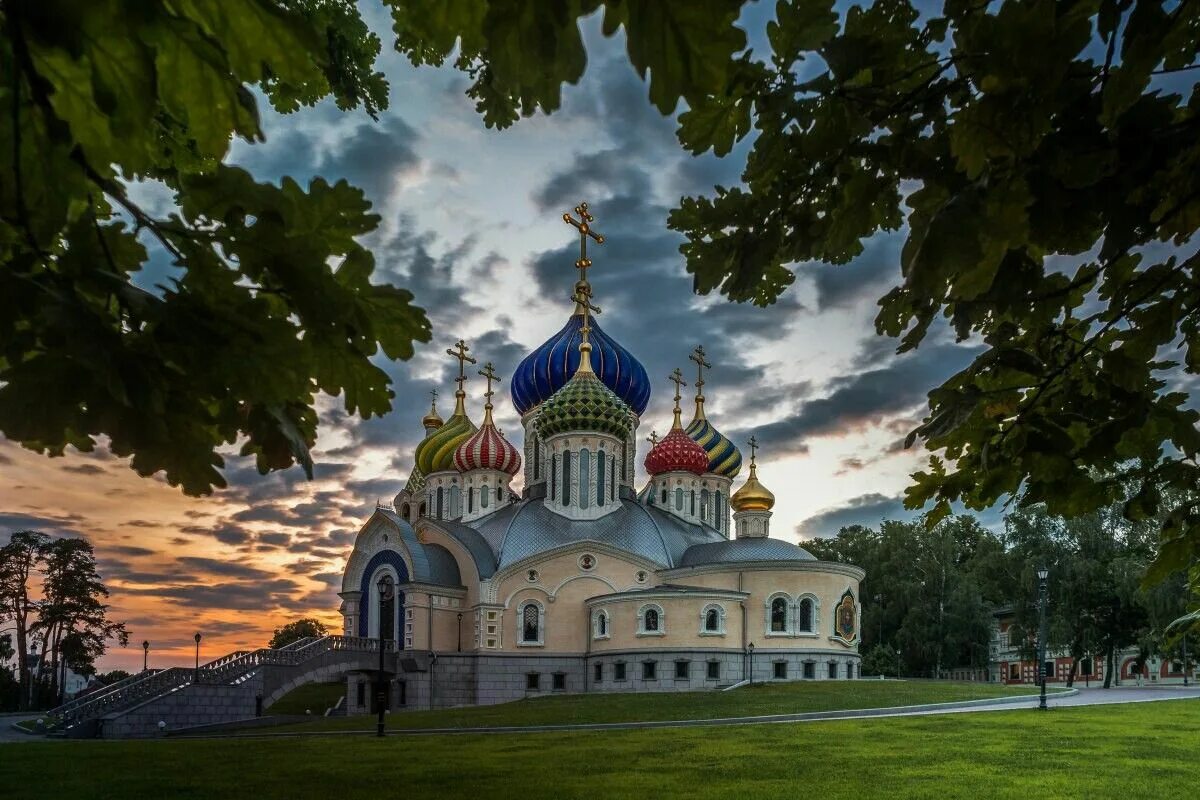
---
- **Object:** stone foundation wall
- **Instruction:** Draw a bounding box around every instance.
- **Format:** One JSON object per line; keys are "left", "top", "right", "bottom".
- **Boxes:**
{"left": 101, "top": 677, "right": 264, "bottom": 739}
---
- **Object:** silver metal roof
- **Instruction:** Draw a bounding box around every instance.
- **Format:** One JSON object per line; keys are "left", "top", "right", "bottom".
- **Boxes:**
{"left": 678, "top": 538, "right": 817, "bottom": 567}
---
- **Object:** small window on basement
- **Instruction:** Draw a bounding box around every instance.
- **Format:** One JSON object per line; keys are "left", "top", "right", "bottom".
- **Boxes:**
{"left": 773, "top": 661, "right": 787, "bottom": 680}
{"left": 614, "top": 662, "right": 627, "bottom": 681}
{"left": 674, "top": 661, "right": 689, "bottom": 680}
{"left": 526, "top": 673, "right": 540, "bottom": 691}
{"left": 706, "top": 661, "right": 720, "bottom": 680}
{"left": 828, "top": 662, "right": 838, "bottom": 679}
{"left": 356, "top": 681, "right": 366, "bottom": 707}
{"left": 803, "top": 661, "right": 815, "bottom": 679}
{"left": 594, "top": 662, "right": 603, "bottom": 682}
{"left": 642, "top": 661, "right": 657, "bottom": 681}
{"left": 552, "top": 673, "right": 566, "bottom": 691}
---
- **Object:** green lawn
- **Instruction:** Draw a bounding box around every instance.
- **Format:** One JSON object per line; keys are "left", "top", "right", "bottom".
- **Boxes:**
{"left": 266, "top": 681, "right": 344, "bottom": 715}
{"left": 280, "top": 679, "right": 1055, "bottom": 732}
{"left": 3, "top": 700, "right": 1196, "bottom": 799}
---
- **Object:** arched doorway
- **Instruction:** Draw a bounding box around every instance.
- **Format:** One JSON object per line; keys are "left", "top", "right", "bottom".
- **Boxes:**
{"left": 378, "top": 575, "right": 396, "bottom": 643}
{"left": 357, "top": 549, "right": 410, "bottom": 641}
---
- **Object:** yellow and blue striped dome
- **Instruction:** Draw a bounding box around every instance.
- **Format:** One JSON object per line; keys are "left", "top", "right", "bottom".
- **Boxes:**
{"left": 686, "top": 410, "right": 742, "bottom": 478}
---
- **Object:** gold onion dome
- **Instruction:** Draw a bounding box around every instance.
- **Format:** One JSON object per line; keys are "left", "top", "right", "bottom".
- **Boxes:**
{"left": 422, "top": 394, "right": 444, "bottom": 430}
{"left": 730, "top": 438, "right": 774, "bottom": 512}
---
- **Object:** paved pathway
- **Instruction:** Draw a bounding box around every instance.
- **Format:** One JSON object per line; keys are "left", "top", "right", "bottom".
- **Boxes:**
{"left": 0, "top": 712, "right": 37, "bottom": 744}
{"left": 5, "top": 685, "right": 1198, "bottom": 742}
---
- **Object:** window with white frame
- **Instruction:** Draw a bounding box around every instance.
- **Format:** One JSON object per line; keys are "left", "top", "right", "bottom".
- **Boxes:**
{"left": 593, "top": 609, "right": 610, "bottom": 639}
{"left": 637, "top": 603, "right": 665, "bottom": 636}
{"left": 767, "top": 594, "right": 790, "bottom": 634}
{"left": 796, "top": 595, "right": 817, "bottom": 633}
{"left": 518, "top": 601, "right": 544, "bottom": 646}
{"left": 700, "top": 604, "right": 726, "bottom": 635}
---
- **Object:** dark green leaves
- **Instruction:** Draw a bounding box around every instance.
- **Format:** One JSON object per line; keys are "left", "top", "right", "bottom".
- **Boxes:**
{"left": 1, "top": 2, "right": 428, "bottom": 495}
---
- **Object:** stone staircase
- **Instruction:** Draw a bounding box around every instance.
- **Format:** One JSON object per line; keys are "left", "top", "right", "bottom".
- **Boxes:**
{"left": 45, "top": 635, "right": 395, "bottom": 737}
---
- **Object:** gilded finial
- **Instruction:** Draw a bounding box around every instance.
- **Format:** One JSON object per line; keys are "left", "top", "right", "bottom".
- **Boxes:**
{"left": 422, "top": 388, "right": 444, "bottom": 430}
{"left": 689, "top": 345, "right": 711, "bottom": 421}
{"left": 668, "top": 368, "right": 687, "bottom": 430}
{"left": 446, "top": 339, "right": 477, "bottom": 415}
{"left": 731, "top": 435, "right": 774, "bottom": 512}
{"left": 478, "top": 361, "right": 501, "bottom": 425}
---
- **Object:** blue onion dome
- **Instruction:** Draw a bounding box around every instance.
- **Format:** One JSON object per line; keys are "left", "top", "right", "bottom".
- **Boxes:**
{"left": 511, "top": 312, "right": 651, "bottom": 417}
{"left": 686, "top": 402, "right": 742, "bottom": 478}
{"left": 414, "top": 393, "right": 477, "bottom": 474}
{"left": 536, "top": 365, "right": 634, "bottom": 441}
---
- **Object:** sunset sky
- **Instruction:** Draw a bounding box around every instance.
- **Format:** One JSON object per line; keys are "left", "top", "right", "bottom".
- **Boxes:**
{"left": 0, "top": 6, "right": 992, "bottom": 673}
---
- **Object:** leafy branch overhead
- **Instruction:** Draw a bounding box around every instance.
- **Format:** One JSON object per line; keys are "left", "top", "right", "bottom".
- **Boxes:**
{"left": 1, "top": 0, "right": 421, "bottom": 495}
{"left": 666, "top": 0, "right": 1200, "bottom": 594}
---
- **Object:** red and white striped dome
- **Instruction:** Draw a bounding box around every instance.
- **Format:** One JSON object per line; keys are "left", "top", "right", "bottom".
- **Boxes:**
{"left": 454, "top": 421, "right": 522, "bottom": 475}
{"left": 644, "top": 427, "right": 709, "bottom": 476}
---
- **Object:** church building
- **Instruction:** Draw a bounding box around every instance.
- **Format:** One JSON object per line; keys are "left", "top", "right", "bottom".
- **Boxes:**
{"left": 338, "top": 204, "right": 865, "bottom": 710}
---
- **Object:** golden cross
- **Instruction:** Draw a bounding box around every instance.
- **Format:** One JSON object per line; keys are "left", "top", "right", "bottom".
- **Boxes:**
{"left": 429, "top": 388, "right": 438, "bottom": 410}
{"left": 563, "top": 202, "right": 605, "bottom": 284}
{"left": 668, "top": 368, "right": 687, "bottom": 411}
{"left": 689, "top": 345, "right": 711, "bottom": 399}
{"left": 647, "top": 431, "right": 660, "bottom": 446}
{"left": 446, "top": 339, "right": 476, "bottom": 395}
{"left": 748, "top": 436, "right": 759, "bottom": 465}
{"left": 478, "top": 361, "right": 500, "bottom": 408}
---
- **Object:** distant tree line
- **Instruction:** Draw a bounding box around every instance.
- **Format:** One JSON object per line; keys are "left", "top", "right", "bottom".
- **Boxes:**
{"left": 811, "top": 500, "right": 1194, "bottom": 687}
{"left": 0, "top": 530, "right": 128, "bottom": 711}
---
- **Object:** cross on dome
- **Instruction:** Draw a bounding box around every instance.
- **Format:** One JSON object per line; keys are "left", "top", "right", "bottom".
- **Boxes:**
{"left": 478, "top": 361, "right": 502, "bottom": 425}
{"left": 563, "top": 202, "right": 608, "bottom": 374}
{"left": 647, "top": 430, "right": 660, "bottom": 446}
{"left": 748, "top": 436, "right": 759, "bottom": 465}
{"left": 689, "top": 345, "right": 711, "bottom": 419}
{"left": 563, "top": 202, "right": 604, "bottom": 282}
{"left": 446, "top": 339, "right": 477, "bottom": 413}
{"left": 668, "top": 368, "right": 688, "bottom": 429}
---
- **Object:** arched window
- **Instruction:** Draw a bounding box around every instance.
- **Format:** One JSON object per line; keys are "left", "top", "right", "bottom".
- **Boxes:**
{"left": 436, "top": 487, "right": 444, "bottom": 519}
{"left": 638, "top": 604, "right": 664, "bottom": 635}
{"left": 675, "top": 488, "right": 683, "bottom": 510}
{"left": 561, "top": 450, "right": 572, "bottom": 506}
{"left": 519, "top": 601, "right": 543, "bottom": 646}
{"left": 715, "top": 493, "right": 723, "bottom": 526}
{"left": 610, "top": 455, "right": 616, "bottom": 501}
{"left": 449, "top": 485, "right": 461, "bottom": 519}
{"left": 533, "top": 440, "right": 541, "bottom": 479}
{"left": 418, "top": 502, "right": 426, "bottom": 518}
{"left": 700, "top": 489, "right": 709, "bottom": 521}
{"left": 467, "top": 489, "right": 474, "bottom": 514}
{"left": 481, "top": 482, "right": 490, "bottom": 508}
{"left": 798, "top": 597, "right": 814, "bottom": 632}
{"left": 700, "top": 604, "right": 725, "bottom": 635}
{"left": 770, "top": 597, "right": 789, "bottom": 633}
{"left": 580, "top": 448, "right": 591, "bottom": 509}
{"left": 550, "top": 454, "right": 557, "bottom": 500}
{"left": 690, "top": 490, "right": 696, "bottom": 516}
{"left": 597, "top": 451, "right": 606, "bottom": 507}
{"left": 400, "top": 503, "right": 410, "bottom": 519}
{"left": 593, "top": 609, "right": 609, "bottom": 639}
{"left": 620, "top": 444, "right": 626, "bottom": 481}
{"left": 661, "top": 486, "right": 668, "bottom": 504}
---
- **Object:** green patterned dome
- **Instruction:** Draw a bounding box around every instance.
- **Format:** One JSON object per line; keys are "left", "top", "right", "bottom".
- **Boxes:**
{"left": 403, "top": 464, "right": 426, "bottom": 493}
{"left": 537, "top": 370, "right": 633, "bottom": 440}
{"left": 415, "top": 407, "right": 477, "bottom": 474}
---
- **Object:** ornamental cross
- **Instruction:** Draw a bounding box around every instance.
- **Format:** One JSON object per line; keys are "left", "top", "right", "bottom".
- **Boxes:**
{"left": 563, "top": 202, "right": 605, "bottom": 283}
{"left": 478, "top": 361, "right": 501, "bottom": 408}
{"left": 668, "top": 368, "right": 688, "bottom": 411}
{"left": 647, "top": 431, "right": 660, "bottom": 446}
{"left": 748, "top": 436, "right": 759, "bottom": 465}
{"left": 446, "top": 339, "right": 476, "bottom": 394}
{"left": 429, "top": 388, "right": 438, "bottom": 409}
{"left": 689, "top": 345, "right": 711, "bottom": 398}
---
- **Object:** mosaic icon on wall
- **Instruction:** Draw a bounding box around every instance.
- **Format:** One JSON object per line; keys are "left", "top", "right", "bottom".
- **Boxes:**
{"left": 835, "top": 590, "right": 857, "bottom": 642}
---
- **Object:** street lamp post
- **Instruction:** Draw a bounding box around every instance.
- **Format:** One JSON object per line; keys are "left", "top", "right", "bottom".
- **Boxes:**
{"left": 142, "top": 640, "right": 150, "bottom": 672}
{"left": 1036, "top": 567, "right": 1049, "bottom": 711}
{"left": 376, "top": 575, "right": 391, "bottom": 738}
{"left": 1183, "top": 634, "right": 1189, "bottom": 687}
{"left": 747, "top": 642, "right": 755, "bottom": 686}
{"left": 456, "top": 612, "right": 463, "bottom": 653}
{"left": 193, "top": 633, "right": 201, "bottom": 684}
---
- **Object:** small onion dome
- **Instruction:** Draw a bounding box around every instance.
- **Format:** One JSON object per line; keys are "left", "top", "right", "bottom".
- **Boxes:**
{"left": 536, "top": 370, "right": 633, "bottom": 440}
{"left": 686, "top": 417, "right": 742, "bottom": 478}
{"left": 644, "top": 427, "right": 709, "bottom": 476}
{"left": 414, "top": 403, "right": 476, "bottom": 474}
{"left": 422, "top": 400, "right": 444, "bottom": 431}
{"left": 731, "top": 460, "right": 775, "bottom": 512}
{"left": 454, "top": 416, "right": 521, "bottom": 475}
{"left": 511, "top": 313, "right": 651, "bottom": 417}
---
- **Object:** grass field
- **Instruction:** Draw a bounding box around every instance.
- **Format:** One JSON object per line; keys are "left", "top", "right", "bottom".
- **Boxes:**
{"left": 266, "top": 681, "right": 344, "bottom": 715}
{"left": 2, "top": 699, "right": 1195, "bottom": 799}
{"left": 278, "top": 679, "right": 1054, "bottom": 732}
